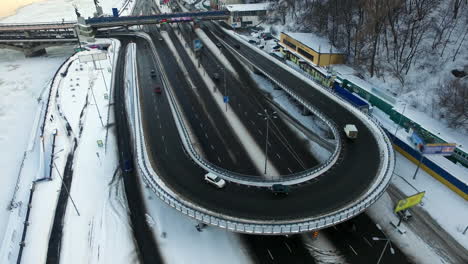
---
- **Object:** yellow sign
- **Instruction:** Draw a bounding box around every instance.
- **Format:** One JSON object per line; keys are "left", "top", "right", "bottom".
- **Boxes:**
{"left": 394, "top": 191, "right": 425, "bottom": 213}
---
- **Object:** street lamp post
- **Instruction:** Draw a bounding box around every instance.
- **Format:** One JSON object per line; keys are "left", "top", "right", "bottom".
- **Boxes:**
{"left": 258, "top": 109, "right": 277, "bottom": 175}
{"left": 393, "top": 103, "right": 407, "bottom": 140}
{"left": 373, "top": 224, "right": 395, "bottom": 264}
{"left": 224, "top": 67, "right": 227, "bottom": 112}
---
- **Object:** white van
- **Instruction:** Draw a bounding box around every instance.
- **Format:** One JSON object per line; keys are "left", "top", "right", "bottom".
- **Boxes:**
{"left": 344, "top": 124, "right": 358, "bottom": 139}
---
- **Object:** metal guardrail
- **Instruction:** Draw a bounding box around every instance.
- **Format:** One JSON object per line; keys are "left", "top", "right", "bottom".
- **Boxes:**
{"left": 122, "top": 34, "right": 395, "bottom": 234}
{"left": 0, "top": 22, "right": 76, "bottom": 27}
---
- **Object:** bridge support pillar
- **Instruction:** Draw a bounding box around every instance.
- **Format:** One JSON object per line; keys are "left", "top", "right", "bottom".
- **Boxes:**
{"left": 24, "top": 48, "right": 46, "bottom": 57}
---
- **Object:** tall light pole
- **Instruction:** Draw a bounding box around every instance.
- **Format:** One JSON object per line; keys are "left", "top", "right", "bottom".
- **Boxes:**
{"left": 258, "top": 109, "right": 277, "bottom": 175}
{"left": 393, "top": 103, "right": 407, "bottom": 140}
{"left": 373, "top": 224, "right": 395, "bottom": 264}
{"left": 223, "top": 67, "right": 227, "bottom": 112}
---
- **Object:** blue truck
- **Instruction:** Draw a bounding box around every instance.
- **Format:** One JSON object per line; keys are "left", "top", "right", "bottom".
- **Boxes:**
{"left": 332, "top": 82, "right": 370, "bottom": 112}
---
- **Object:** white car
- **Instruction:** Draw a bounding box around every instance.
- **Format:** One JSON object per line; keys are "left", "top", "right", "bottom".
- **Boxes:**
{"left": 204, "top": 173, "right": 226, "bottom": 188}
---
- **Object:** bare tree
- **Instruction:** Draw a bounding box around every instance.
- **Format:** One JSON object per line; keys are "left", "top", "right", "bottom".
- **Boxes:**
{"left": 437, "top": 78, "right": 468, "bottom": 130}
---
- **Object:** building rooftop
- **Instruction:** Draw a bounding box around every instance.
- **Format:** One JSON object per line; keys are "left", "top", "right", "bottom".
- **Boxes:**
{"left": 225, "top": 2, "right": 272, "bottom": 12}
{"left": 283, "top": 32, "right": 344, "bottom": 54}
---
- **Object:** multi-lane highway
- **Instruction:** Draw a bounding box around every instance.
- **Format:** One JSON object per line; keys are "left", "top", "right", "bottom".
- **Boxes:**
{"left": 117, "top": 0, "right": 393, "bottom": 229}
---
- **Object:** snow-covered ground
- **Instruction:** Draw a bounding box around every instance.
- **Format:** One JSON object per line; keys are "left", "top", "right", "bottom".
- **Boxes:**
{"left": 18, "top": 39, "right": 138, "bottom": 264}
{"left": 0, "top": 0, "right": 137, "bottom": 263}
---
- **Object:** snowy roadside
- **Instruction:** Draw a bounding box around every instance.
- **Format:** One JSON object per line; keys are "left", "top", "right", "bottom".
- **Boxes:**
{"left": 17, "top": 39, "right": 138, "bottom": 264}
{"left": 0, "top": 46, "right": 75, "bottom": 263}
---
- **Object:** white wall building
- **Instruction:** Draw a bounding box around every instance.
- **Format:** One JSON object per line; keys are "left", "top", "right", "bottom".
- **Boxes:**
{"left": 223, "top": 2, "right": 272, "bottom": 28}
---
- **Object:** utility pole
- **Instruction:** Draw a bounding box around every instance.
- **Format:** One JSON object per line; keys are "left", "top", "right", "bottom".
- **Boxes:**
{"left": 224, "top": 67, "right": 227, "bottom": 112}
{"left": 258, "top": 109, "right": 277, "bottom": 176}
{"left": 393, "top": 103, "right": 407, "bottom": 140}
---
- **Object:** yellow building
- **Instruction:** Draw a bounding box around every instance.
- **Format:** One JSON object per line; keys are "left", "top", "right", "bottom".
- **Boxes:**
{"left": 279, "top": 32, "right": 345, "bottom": 67}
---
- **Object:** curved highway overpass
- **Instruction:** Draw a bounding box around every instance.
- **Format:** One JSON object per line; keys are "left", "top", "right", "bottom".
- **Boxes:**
{"left": 114, "top": 0, "right": 395, "bottom": 234}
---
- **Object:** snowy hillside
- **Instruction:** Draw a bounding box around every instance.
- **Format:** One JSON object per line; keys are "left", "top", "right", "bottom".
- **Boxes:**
{"left": 266, "top": 0, "right": 468, "bottom": 131}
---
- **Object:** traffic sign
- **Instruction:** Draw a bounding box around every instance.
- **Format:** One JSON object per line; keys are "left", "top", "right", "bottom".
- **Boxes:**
{"left": 394, "top": 191, "right": 425, "bottom": 213}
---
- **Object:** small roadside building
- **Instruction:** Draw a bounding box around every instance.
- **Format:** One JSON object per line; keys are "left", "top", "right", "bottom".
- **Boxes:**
{"left": 279, "top": 32, "right": 345, "bottom": 67}
{"left": 223, "top": 3, "right": 272, "bottom": 28}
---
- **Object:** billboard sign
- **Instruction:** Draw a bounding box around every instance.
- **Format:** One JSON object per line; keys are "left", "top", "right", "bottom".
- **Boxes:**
{"left": 112, "top": 8, "right": 119, "bottom": 17}
{"left": 193, "top": 39, "right": 203, "bottom": 51}
{"left": 422, "top": 143, "right": 456, "bottom": 155}
{"left": 410, "top": 131, "right": 424, "bottom": 152}
{"left": 394, "top": 191, "right": 425, "bottom": 213}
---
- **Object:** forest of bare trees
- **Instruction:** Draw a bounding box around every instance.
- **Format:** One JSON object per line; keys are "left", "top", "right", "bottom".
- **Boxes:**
{"left": 269, "top": 0, "right": 468, "bottom": 129}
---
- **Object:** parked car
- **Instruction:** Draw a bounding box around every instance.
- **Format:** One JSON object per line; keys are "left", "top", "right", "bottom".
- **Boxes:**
{"left": 204, "top": 173, "right": 226, "bottom": 188}
{"left": 154, "top": 85, "right": 162, "bottom": 94}
{"left": 123, "top": 159, "right": 133, "bottom": 172}
{"left": 271, "top": 184, "right": 289, "bottom": 196}
{"left": 397, "top": 209, "right": 413, "bottom": 221}
{"left": 234, "top": 43, "right": 241, "bottom": 49}
{"left": 150, "top": 69, "right": 156, "bottom": 78}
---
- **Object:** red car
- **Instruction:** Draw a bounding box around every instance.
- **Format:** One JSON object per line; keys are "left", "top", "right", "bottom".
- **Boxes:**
{"left": 154, "top": 86, "right": 162, "bottom": 94}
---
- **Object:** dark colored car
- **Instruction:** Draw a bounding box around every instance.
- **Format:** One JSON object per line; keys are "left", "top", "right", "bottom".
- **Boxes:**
{"left": 123, "top": 159, "right": 133, "bottom": 172}
{"left": 150, "top": 69, "right": 156, "bottom": 78}
{"left": 271, "top": 184, "right": 289, "bottom": 196}
{"left": 213, "top": 73, "right": 220, "bottom": 81}
{"left": 234, "top": 43, "right": 241, "bottom": 49}
{"left": 154, "top": 85, "right": 162, "bottom": 94}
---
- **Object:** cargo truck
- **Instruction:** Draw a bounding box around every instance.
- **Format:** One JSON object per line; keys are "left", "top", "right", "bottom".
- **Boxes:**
{"left": 344, "top": 124, "right": 358, "bottom": 139}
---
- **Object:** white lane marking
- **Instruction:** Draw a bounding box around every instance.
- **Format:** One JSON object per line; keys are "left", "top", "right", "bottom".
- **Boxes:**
{"left": 258, "top": 129, "right": 263, "bottom": 135}
{"left": 349, "top": 245, "right": 358, "bottom": 255}
{"left": 363, "top": 237, "right": 373, "bottom": 247}
{"left": 333, "top": 225, "right": 339, "bottom": 231}
{"left": 276, "top": 153, "right": 281, "bottom": 159}
{"left": 156, "top": 114, "right": 159, "bottom": 120}
{"left": 194, "top": 113, "right": 199, "bottom": 119}
{"left": 284, "top": 242, "right": 292, "bottom": 253}
{"left": 162, "top": 135, "right": 165, "bottom": 142}
{"left": 244, "top": 111, "right": 247, "bottom": 116}
{"left": 267, "top": 249, "right": 274, "bottom": 260}
{"left": 205, "top": 133, "right": 208, "bottom": 138}
{"left": 210, "top": 144, "right": 215, "bottom": 150}
{"left": 287, "top": 167, "right": 293, "bottom": 173}
{"left": 217, "top": 156, "right": 221, "bottom": 162}
{"left": 250, "top": 120, "right": 255, "bottom": 125}
{"left": 200, "top": 122, "right": 203, "bottom": 128}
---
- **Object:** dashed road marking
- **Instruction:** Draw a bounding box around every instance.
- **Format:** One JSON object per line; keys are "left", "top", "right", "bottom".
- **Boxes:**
{"left": 363, "top": 237, "right": 373, "bottom": 247}
{"left": 349, "top": 245, "right": 358, "bottom": 255}
{"left": 267, "top": 249, "right": 274, "bottom": 260}
{"left": 284, "top": 242, "right": 292, "bottom": 253}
